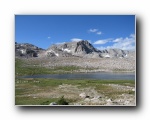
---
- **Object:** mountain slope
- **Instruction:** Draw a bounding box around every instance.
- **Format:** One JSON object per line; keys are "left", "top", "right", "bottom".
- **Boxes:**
{"left": 45, "top": 40, "right": 98, "bottom": 57}
{"left": 15, "top": 40, "right": 135, "bottom": 59}
{"left": 45, "top": 40, "right": 133, "bottom": 58}
{"left": 15, "top": 42, "right": 45, "bottom": 58}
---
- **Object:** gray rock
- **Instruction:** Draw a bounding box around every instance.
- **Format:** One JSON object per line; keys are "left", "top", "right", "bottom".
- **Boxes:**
{"left": 44, "top": 40, "right": 132, "bottom": 58}
{"left": 15, "top": 42, "right": 44, "bottom": 58}
{"left": 132, "top": 88, "right": 135, "bottom": 91}
{"left": 94, "top": 96, "right": 102, "bottom": 99}
{"left": 84, "top": 98, "right": 91, "bottom": 102}
{"left": 49, "top": 102, "right": 57, "bottom": 105}
{"left": 106, "top": 99, "right": 112, "bottom": 102}
{"left": 16, "top": 40, "right": 134, "bottom": 59}
{"left": 79, "top": 92, "right": 87, "bottom": 98}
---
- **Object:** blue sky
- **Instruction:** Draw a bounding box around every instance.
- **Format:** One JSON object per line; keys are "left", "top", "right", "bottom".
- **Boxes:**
{"left": 15, "top": 15, "right": 135, "bottom": 50}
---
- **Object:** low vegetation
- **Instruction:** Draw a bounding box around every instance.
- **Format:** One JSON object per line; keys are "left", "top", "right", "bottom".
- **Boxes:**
{"left": 15, "top": 58, "right": 81, "bottom": 76}
{"left": 15, "top": 78, "right": 135, "bottom": 105}
{"left": 15, "top": 58, "right": 135, "bottom": 105}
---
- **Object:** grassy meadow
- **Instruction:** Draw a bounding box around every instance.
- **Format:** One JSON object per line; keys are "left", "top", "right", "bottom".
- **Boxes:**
{"left": 15, "top": 58, "right": 135, "bottom": 105}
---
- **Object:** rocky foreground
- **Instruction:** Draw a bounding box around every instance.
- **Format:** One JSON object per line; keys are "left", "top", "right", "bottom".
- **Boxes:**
{"left": 22, "top": 56, "right": 135, "bottom": 73}
{"left": 15, "top": 78, "right": 135, "bottom": 106}
{"left": 57, "top": 84, "right": 135, "bottom": 106}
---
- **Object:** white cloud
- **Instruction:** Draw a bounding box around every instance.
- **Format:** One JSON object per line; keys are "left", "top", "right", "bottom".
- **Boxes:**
{"left": 93, "top": 38, "right": 113, "bottom": 45}
{"left": 111, "top": 35, "right": 135, "bottom": 50}
{"left": 71, "top": 38, "right": 91, "bottom": 43}
{"left": 96, "top": 34, "right": 135, "bottom": 50}
{"left": 71, "top": 38, "right": 82, "bottom": 42}
{"left": 89, "top": 29, "right": 98, "bottom": 33}
{"left": 48, "top": 36, "right": 51, "bottom": 39}
{"left": 96, "top": 46, "right": 107, "bottom": 50}
{"left": 94, "top": 40, "right": 108, "bottom": 44}
{"left": 55, "top": 42, "right": 65, "bottom": 45}
{"left": 88, "top": 29, "right": 103, "bottom": 35}
{"left": 130, "top": 34, "right": 135, "bottom": 38}
{"left": 96, "top": 31, "right": 102, "bottom": 35}
{"left": 112, "top": 38, "right": 123, "bottom": 42}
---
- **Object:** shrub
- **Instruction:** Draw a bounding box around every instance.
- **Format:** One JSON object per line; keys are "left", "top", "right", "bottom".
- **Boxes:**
{"left": 57, "top": 96, "right": 69, "bottom": 105}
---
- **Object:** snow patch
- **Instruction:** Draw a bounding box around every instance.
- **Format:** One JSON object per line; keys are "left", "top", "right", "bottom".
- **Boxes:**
{"left": 62, "top": 48, "right": 71, "bottom": 53}
{"left": 64, "top": 48, "right": 71, "bottom": 53}
{"left": 105, "top": 54, "right": 110, "bottom": 58}
{"left": 55, "top": 53, "right": 59, "bottom": 56}
{"left": 47, "top": 49, "right": 59, "bottom": 57}
{"left": 20, "top": 49, "right": 26, "bottom": 54}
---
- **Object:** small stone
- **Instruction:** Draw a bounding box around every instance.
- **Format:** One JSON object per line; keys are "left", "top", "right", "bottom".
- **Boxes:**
{"left": 132, "top": 88, "right": 135, "bottom": 91}
{"left": 106, "top": 102, "right": 113, "bottom": 105}
{"left": 49, "top": 102, "right": 57, "bottom": 105}
{"left": 124, "top": 100, "right": 130, "bottom": 105}
{"left": 84, "top": 98, "right": 91, "bottom": 102}
{"left": 106, "top": 99, "right": 112, "bottom": 102}
{"left": 91, "top": 98, "right": 100, "bottom": 103}
{"left": 74, "top": 103, "right": 82, "bottom": 105}
{"left": 94, "top": 96, "right": 101, "bottom": 99}
{"left": 79, "top": 92, "right": 87, "bottom": 98}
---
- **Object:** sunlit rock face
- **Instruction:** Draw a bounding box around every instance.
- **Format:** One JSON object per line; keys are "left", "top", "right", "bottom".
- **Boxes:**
{"left": 15, "top": 42, "right": 44, "bottom": 58}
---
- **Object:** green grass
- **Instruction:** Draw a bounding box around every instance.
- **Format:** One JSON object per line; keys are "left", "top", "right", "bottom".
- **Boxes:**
{"left": 15, "top": 78, "right": 135, "bottom": 105}
{"left": 15, "top": 58, "right": 135, "bottom": 105}
{"left": 15, "top": 97, "right": 59, "bottom": 105}
{"left": 15, "top": 78, "right": 135, "bottom": 90}
{"left": 15, "top": 58, "right": 81, "bottom": 76}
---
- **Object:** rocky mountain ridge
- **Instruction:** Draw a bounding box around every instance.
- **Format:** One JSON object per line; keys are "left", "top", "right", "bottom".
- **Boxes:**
{"left": 15, "top": 41, "right": 135, "bottom": 72}
{"left": 15, "top": 40, "right": 135, "bottom": 59}
{"left": 15, "top": 42, "right": 44, "bottom": 57}
{"left": 45, "top": 40, "right": 133, "bottom": 58}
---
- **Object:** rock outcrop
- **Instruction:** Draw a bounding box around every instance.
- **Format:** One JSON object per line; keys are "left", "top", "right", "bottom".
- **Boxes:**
{"left": 45, "top": 40, "right": 133, "bottom": 58}
{"left": 45, "top": 40, "right": 98, "bottom": 57}
{"left": 15, "top": 41, "right": 135, "bottom": 71}
{"left": 15, "top": 42, "right": 44, "bottom": 58}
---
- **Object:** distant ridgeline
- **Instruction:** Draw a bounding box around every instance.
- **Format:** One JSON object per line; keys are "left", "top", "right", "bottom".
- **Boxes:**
{"left": 15, "top": 42, "right": 44, "bottom": 58}
{"left": 15, "top": 40, "right": 134, "bottom": 58}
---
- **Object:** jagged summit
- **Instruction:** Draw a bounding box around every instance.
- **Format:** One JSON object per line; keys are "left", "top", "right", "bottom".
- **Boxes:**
{"left": 45, "top": 40, "right": 131, "bottom": 58}
{"left": 15, "top": 40, "right": 134, "bottom": 58}
{"left": 46, "top": 40, "right": 98, "bottom": 56}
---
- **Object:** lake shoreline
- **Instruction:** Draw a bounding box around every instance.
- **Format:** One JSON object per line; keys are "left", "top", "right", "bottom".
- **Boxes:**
{"left": 19, "top": 71, "right": 135, "bottom": 80}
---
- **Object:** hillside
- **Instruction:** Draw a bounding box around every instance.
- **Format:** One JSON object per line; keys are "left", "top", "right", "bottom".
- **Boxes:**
{"left": 15, "top": 40, "right": 135, "bottom": 72}
{"left": 41, "top": 40, "right": 134, "bottom": 59}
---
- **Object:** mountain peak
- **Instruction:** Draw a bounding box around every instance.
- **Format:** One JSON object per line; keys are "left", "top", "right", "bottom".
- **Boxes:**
{"left": 46, "top": 40, "right": 97, "bottom": 57}
{"left": 15, "top": 41, "right": 134, "bottom": 59}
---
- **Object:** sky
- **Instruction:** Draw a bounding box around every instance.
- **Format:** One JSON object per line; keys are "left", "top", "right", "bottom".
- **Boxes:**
{"left": 15, "top": 15, "right": 135, "bottom": 50}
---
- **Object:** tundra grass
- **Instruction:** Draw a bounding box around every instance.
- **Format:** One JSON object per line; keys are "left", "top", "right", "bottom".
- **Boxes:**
{"left": 15, "top": 58, "right": 81, "bottom": 76}
{"left": 15, "top": 78, "right": 135, "bottom": 105}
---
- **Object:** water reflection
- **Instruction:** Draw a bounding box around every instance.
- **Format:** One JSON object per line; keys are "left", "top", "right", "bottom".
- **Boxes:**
{"left": 22, "top": 72, "right": 135, "bottom": 80}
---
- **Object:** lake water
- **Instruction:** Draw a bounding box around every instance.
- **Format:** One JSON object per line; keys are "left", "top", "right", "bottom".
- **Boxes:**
{"left": 22, "top": 72, "right": 135, "bottom": 80}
